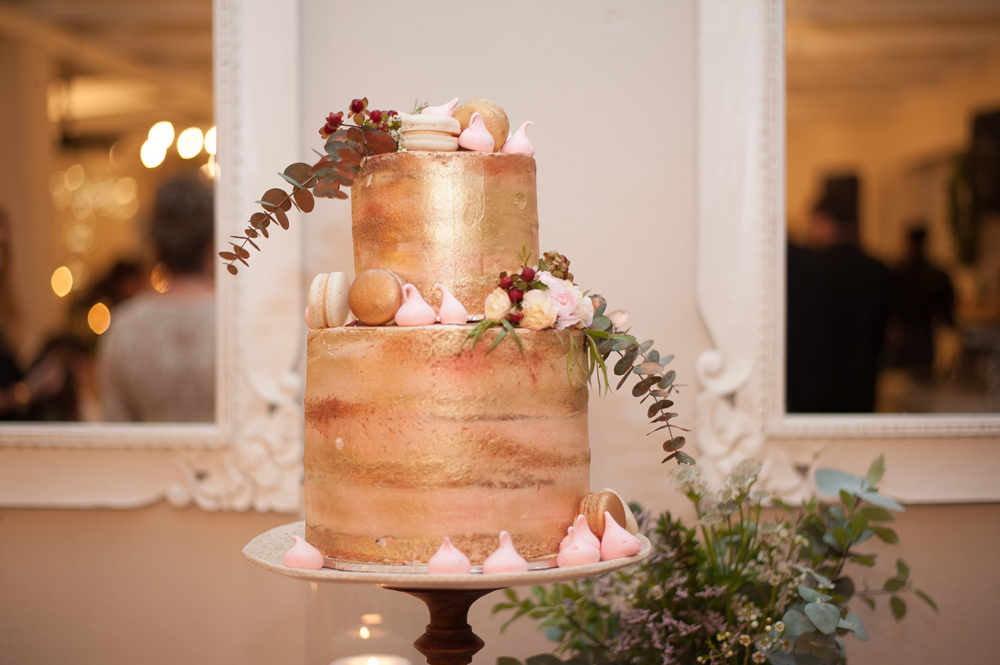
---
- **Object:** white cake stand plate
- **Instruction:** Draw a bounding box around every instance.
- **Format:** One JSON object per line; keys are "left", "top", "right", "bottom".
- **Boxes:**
{"left": 244, "top": 522, "right": 651, "bottom": 665}
{"left": 243, "top": 521, "right": 651, "bottom": 589}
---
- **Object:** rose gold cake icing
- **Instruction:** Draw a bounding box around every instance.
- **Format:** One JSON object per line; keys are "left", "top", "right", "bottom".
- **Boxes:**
{"left": 304, "top": 325, "right": 589, "bottom": 565}
{"left": 351, "top": 151, "right": 539, "bottom": 313}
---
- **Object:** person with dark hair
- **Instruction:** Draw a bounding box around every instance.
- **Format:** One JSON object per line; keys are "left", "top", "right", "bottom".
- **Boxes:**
{"left": 787, "top": 193, "right": 893, "bottom": 413}
{"left": 888, "top": 225, "right": 955, "bottom": 374}
{"left": 97, "top": 175, "right": 216, "bottom": 422}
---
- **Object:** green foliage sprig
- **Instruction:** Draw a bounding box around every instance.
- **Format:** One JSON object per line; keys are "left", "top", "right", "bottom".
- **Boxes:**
{"left": 494, "top": 456, "right": 935, "bottom": 665}
{"left": 220, "top": 105, "right": 399, "bottom": 274}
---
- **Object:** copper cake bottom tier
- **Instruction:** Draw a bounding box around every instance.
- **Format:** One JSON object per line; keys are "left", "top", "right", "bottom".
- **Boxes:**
{"left": 304, "top": 325, "right": 590, "bottom": 565}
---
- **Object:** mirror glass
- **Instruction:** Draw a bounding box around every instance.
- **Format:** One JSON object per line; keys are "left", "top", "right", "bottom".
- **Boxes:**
{"left": 785, "top": 0, "right": 1000, "bottom": 414}
{"left": 0, "top": 0, "right": 214, "bottom": 423}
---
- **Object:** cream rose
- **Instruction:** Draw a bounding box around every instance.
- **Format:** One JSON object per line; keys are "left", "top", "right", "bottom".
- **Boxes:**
{"left": 519, "top": 289, "right": 558, "bottom": 330}
{"left": 484, "top": 288, "right": 512, "bottom": 321}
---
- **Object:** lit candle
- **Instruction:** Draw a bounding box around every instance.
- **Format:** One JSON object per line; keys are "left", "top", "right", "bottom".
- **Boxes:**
{"left": 330, "top": 655, "right": 411, "bottom": 665}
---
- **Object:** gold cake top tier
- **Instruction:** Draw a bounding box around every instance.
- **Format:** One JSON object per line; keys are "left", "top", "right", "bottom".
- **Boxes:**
{"left": 351, "top": 151, "right": 539, "bottom": 315}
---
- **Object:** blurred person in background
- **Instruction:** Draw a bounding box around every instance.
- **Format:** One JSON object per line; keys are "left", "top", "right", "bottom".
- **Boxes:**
{"left": 787, "top": 190, "right": 893, "bottom": 413}
{"left": 98, "top": 175, "right": 216, "bottom": 422}
{"left": 888, "top": 226, "right": 955, "bottom": 376}
{"left": 0, "top": 209, "right": 67, "bottom": 420}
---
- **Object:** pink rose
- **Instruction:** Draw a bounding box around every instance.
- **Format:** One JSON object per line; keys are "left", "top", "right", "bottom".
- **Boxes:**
{"left": 538, "top": 271, "right": 581, "bottom": 330}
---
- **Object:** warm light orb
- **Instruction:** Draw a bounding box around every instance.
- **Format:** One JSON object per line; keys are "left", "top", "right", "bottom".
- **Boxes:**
{"left": 359, "top": 627, "right": 370, "bottom": 640}
{"left": 148, "top": 121, "right": 175, "bottom": 147}
{"left": 88, "top": 302, "right": 111, "bottom": 335}
{"left": 140, "top": 140, "right": 167, "bottom": 168}
{"left": 204, "top": 126, "right": 217, "bottom": 155}
{"left": 360, "top": 614, "right": 383, "bottom": 625}
{"left": 51, "top": 266, "right": 73, "bottom": 297}
{"left": 177, "top": 127, "right": 204, "bottom": 159}
{"left": 150, "top": 262, "right": 172, "bottom": 293}
{"left": 367, "top": 658, "right": 378, "bottom": 665}
{"left": 64, "top": 164, "right": 85, "bottom": 191}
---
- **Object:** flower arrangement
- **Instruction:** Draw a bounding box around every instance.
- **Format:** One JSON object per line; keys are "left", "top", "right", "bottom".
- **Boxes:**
{"left": 465, "top": 249, "right": 693, "bottom": 466}
{"left": 493, "top": 456, "right": 936, "bottom": 665}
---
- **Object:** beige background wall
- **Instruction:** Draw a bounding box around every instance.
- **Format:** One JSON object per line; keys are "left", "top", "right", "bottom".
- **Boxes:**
{"left": 1, "top": 1, "right": 999, "bottom": 664}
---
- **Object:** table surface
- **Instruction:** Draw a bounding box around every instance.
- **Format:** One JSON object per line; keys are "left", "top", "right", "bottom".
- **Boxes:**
{"left": 243, "top": 521, "right": 651, "bottom": 589}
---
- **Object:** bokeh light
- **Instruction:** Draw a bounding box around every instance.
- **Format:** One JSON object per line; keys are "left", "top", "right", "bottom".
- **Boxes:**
{"left": 177, "top": 127, "right": 204, "bottom": 159}
{"left": 51, "top": 266, "right": 73, "bottom": 297}
{"left": 359, "top": 627, "right": 370, "bottom": 640}
{"left": 150, "top": 262, "right": 172, "bottom": 293}
{"left": 88, "top": 302, "right": 111, "bottom": 335}
{"left": 204, "top": 126, "right": 217, "bottom": 155}
{"left": 64, "top": 164, "right": 85, "bottom": 191}
{"left": 141, "top": 140, "right": 167, "bottom": 168}
{"left": 148, "top": 121, "right": 175, "bottom": 147}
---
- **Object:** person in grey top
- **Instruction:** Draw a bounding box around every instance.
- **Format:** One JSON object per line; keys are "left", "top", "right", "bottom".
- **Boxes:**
{"left": 98, "top": 175, "right": 215, "bottom": 422}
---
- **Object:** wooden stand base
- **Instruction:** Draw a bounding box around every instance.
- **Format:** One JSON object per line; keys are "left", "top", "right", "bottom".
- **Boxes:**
{"left": 387, "top": 587, "right": 500, "bottom": 665}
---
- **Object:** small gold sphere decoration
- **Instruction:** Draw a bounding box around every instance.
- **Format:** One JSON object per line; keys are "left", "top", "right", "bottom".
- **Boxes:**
{"left": 348, "top": 269, "right": 405, "bottom": 325}
{"left": 453, "top": 99, "right": 510, "bottom": 152}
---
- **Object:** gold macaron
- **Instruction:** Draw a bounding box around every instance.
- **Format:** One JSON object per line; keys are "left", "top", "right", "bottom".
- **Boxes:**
{"left": 452, "top": 99, "right": 509, "bottom": 152}
{"left": 579, "top": 491, "right": 628, "bottom": 539}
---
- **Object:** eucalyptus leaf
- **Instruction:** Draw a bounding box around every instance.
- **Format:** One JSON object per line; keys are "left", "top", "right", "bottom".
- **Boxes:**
{"left": 804, "top": 601, "right": 841, "bottom": 634}
{"left": 872, "top": 526, "right": 899, "bottom": 544}
{"left": 814, "top": 468, "right": 864, "bottom": 498}
{"left": 526, "top": 654, "right": 565, "bottom": 665}
{"left": 859, "top": 506, "right": 895, "bottom": 523}
{"left": 915, "top": 589, "right": 938, "bottom": 612}
{"left": 838, "top": 612, "right": 868, "bottom": 641}
{"left": 781, "top": 609, "right": 815, "bottom": 637}
{"left": 658, "top": 370, "right": 676, "bottom": 389}
{"left": 890, "top": 595, "right": 907, "bottom": 620}
{"left": 857, "top": 490, "right": 905, "bottom": 512}
{"left": 883, "top": 577, "right": 906, "bottom": 592}
{"left": 896, "top": 558, "right": 910, "bottom": 578}
{"left": 590, "top": 315, "right": 613, "bottom": 332}
{"left": 592, "top": 295, "right": 607, "bottom": 317}
{"left": 798, "top": 585, "right": 822, "bottom": 602}
{"left": 865, "top": 454, "right": 886, "bottom": 488}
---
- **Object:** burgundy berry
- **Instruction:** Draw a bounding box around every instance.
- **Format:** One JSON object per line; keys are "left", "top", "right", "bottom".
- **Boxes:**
{"left": 369, "top": 109, "right": 383, "bottom": 124}
{"left": 509, "top": 288, "right": 524, "bottom": 303}
{"left": 520, "top": 266, "right": 535, "bottom": 282}
{"left": 509, "top": 310, "right": 523, "bottom": 324}
{"left": 349, "top": 98, "right": 365, "bottom": 113}
{"left": 499, "top": 275, "right": 514, "bottom": 289}
{"left": 387, "top": 110, "right": 398, "bottom": 117}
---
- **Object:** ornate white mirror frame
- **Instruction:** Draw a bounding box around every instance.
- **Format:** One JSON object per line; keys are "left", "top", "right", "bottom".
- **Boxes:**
{"left": 0, "top": 0, "right": 305, "bottom": 512}
{"left": 694, "top": 0, "right": 1000, "bottom": 503}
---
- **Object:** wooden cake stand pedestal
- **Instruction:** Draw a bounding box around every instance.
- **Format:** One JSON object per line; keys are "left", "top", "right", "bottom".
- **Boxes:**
{"left": 244, "top": 522, "right": 651, "bottom": 665}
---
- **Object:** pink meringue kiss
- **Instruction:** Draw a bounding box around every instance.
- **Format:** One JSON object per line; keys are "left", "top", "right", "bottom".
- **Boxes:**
{"left": 458, "top": 112, "right": 495, "bottom": 153}
{"left": 482, "top": 531, "right": 529, "bottom": 574}
{"left": 394, "top": 284, "right": 437, "bottom": 326}
{"left": 305, "top": 306, "right": 314, "bottom": 330}
{"left": 436, "top": 284, "right": 468, "bottom": 325}
{"left": 599, "top": 512, "right": 642, "bottom": 561}
{"left": 500, "top": 121, "right": 534, "bottom": 157}
{"left": 427, "top": 537, "right": 472, "bottom": 574}
{"left": 556, "top": 527, "right": 601, "bottom": 568}
{"left": 560, "top": 514, "right": 600, "bottom": 551}
{"left": 421, "top": 97, "right": 460, "bottom": 117}
{"left": 283, "top": 535, "right": 325, "bottom": 570}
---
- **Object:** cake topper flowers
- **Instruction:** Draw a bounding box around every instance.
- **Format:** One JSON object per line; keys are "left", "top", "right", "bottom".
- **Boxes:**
{"left": 465, "top": 248, "right": 692, "bottom": 466}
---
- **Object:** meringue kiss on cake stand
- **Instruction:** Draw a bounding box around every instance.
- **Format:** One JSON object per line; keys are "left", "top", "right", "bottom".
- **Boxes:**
{"left": 243, "top": 521, "right": 650, "bottom": 665}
